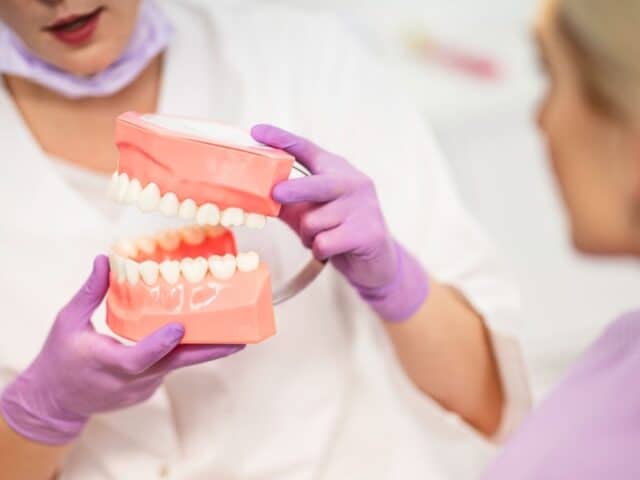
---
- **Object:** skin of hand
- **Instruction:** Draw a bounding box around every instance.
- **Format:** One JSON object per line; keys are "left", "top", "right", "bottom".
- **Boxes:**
{"left": 253, "top": 125, "right": 504, "bottom": 435}
{"left": 0, "top": 255, "right": 243, "bottom": 449}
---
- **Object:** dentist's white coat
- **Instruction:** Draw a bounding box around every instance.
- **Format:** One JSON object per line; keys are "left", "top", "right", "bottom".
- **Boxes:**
{"left": 0, "top": 2, "right": 531, "bottom": 478}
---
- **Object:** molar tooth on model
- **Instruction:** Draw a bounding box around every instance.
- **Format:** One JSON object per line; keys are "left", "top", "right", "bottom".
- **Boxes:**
{"left": 136, "top": 236, "right": 157, "bottom": 256}
{"left": 237, "top": 251, "right": 260, "bottom": 272}
{"left": 245, "top": 213, "right": 267, "bottom": 229}
{"left": 221, "top": 207, "right": 245, "bottom": 227}
{"left": 125, "top": 178, "right": 142, "bottom": 205}
{"left": 181, "top": 257, "right": 208, "bottom": 283}
{"left": 208, "top": 254, "right": 236, "bottom": 280}
{"left": 125, "top": 259, "right": 140, "bottom": 286}
{"left": 116, "top": 173, "right": 130, "bottom": 203}
{"left": 178, "top": 198, "right": 197, "bottom": 220}
{"left": 181, "top": 225, "right": 206, "bottom": 246}
{"left": 160, "top": 260, "right": 181, "bottom": 285}
{"left": 196, "top": 203, "right": 220, "bottom": 226}
{"left": 138, "top": 182, "right": 161, "bottom": 212}
{"left": 159, "top": 192, "right": 179, "bottom": 217}
{"left": 204, "top": 225, "right": 226, "bottom": 238}
{"left": 139, "top": 261, "right": 160, "bottom": 286}
{"left": 157, "top": 229, "right": 181, "bottom": 251}
{"left": 115, "top": 239, "right": 138, "bottom": 259}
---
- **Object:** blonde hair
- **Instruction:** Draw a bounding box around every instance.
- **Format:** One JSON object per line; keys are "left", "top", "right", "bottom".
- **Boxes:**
{"left": 557, "top": 0, "right": 640, "bottom": 121}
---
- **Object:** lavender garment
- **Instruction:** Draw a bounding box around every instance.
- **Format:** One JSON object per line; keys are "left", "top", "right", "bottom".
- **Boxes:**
{"left": 252, "top": 124, "right": 429, "bottom": 322}
{"left": 484, "top": 311, "right": 640, "bottom": 479}
{"left": 0, "top": 256, "right": 242, "bottom": 445}
{"left": 0, "top": 0, "right": 173, "bottom": 99}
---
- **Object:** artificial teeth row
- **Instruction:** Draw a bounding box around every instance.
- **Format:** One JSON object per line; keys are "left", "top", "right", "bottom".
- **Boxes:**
{"left": 114, "top": 225, "right": 227, "bottom": 258}
{"left": 110, "top": 252, "right": 261, "bottom": 286}
{"left": 107, "top": 172, "right": 267, "bottom": 229}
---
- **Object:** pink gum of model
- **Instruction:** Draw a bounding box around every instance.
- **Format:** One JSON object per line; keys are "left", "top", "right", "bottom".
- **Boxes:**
{"left": 106, "top": 112, "right": 295, "bottom": 344}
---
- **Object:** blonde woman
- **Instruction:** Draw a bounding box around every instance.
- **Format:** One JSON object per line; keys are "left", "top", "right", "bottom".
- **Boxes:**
{"left": 485, "top": 0, "right": 640, "bottom": 477}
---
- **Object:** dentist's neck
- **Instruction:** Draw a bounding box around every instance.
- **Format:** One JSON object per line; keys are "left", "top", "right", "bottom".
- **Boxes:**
{"left": 3, "top": 55, "right": 163, "bottom": 175}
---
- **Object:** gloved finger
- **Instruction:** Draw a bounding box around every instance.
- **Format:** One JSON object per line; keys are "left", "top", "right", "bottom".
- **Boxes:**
{"left": 272, "top": 175, "right": 346, "bottom": 205}
{"left": 299, "top": 202, "right": 346, "bottom": 249}
{"left": 251, "top": 124, "right": 338, "bottom": 174}
{"left": 278, "top": 203, "right": 312, "bottom": 234}
{"left": 114, "top": 377, "right": 165, "bottom": 408}
{"left": 148, "top": 344, "right": 245, "bottom": 374}
{"left": 311, "top": 226, "right": 365, "bottom": 261}
{"left": 98, "top": 323, "right": 186, "bottom": 376}
{"left": 58, "top": 255, "right": 111, "bottom": 330}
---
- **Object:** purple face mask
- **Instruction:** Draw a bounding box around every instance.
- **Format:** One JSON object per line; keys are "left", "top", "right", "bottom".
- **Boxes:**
{"left": 0, "top": 0, "right": 173, "bottom": 99}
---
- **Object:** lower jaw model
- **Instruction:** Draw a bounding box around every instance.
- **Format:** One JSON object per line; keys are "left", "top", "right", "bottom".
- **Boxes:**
{"left": 106, "top": 112, "right": 294, "bottom": 344}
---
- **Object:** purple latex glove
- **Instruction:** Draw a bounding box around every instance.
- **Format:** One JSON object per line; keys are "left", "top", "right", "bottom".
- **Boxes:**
{"left": 252, "top": 125, "right": 429, "bottom": 322}
{"left": 0, "top": 256, "right": 243, "bottom": 446}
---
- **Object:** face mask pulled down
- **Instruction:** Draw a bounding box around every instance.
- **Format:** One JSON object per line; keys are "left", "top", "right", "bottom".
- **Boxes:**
{"left": 0, "top": 0, "right": 172, "bottom": 99}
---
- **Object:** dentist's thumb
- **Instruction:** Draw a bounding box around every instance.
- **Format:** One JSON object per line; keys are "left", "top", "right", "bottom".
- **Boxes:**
{"left": 58, "top": 255, "right": 111, "bottom": 329}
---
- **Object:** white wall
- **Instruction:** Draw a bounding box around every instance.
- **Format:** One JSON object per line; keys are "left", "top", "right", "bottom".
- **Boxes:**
{"left": 183, "top": 0, "right": 640, "bottom": 397}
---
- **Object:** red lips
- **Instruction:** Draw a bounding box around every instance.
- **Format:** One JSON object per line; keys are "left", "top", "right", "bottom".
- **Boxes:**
{"left": 44, "top": 7, "right": 104, "bottom": 46}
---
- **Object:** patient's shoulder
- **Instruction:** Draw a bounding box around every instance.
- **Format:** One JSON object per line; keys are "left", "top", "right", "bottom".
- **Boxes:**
{"left": 567, "top": 309, "right": 640, "bottom": 380}
{"left": 597, "top": 310, "right": 640, "bottom": 351}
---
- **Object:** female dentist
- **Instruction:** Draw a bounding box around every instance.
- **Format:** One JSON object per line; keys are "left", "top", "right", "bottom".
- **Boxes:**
{"left": 0, "top": 1, "right": 529, "bottom": 479}
{"left": 485, "top": 0, "right": 640, "bottom": 477}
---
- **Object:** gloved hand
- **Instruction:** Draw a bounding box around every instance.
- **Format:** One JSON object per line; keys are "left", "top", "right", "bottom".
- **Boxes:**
{"left": 0, "top": 256, "right": 243, "bottom": 446}
{"left": 252, "top": 125, "right": 429, "bottom": 322}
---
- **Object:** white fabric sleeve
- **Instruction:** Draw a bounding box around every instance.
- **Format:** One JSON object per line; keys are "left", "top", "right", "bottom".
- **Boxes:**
{"left": 292, "top": 15, "right": 533, "bottom": 442}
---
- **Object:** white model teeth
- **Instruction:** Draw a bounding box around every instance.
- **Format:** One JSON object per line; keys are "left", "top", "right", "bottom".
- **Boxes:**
{"left": 108, "top": 172, "right": 273, "bottom": 226}
{"left": 181, "top": 225, "right": 206, "bottom": 246}
{"left": 109, "top": 253, "right": 126, "bottom": 282}
{"left": 208, "top": 254, "right": 237, "bottom": 280}
{"left": 139, "top": 261, "right": 160, "bottom": 286}
{"left": 110, "top": 249, "right": 260, "bottom": 285}
{"left": 108, "top": 253, "right": 118, "bottom": 274}
{"left": 205, "top": 225, "right": 226, "bottom": 238}
{"left": 115, "top": 239, "right": 138, "bottom": 258}
{"left": 196, "top": 203, "right": 220, "bottom": 226}
{"left": 125, "top": 259, "right": 140, "bottom": 286}
{"left": 138, "top": 183, "right": 161, "bottom": 212}
{"left": 179, "top": 199, "right": 197, "bottom": 220}
{"left": 245, "top": 213, "right": 267, "bottom": 229}
{"left": 157, "top": 230, "right": 181, "bottom": 251}
{"left": 221, "top": 207, "right": 245, "bottom": 227}
{"left": 160, "top": 260, "right": 181, "bottom": 285}
{"left": 107, "top": 172, "right": 119, "bottom": 200}
{"left": 159, "top": 192, "right": 179, "bottom": 216}
{"left": 125, "top": 178, "right": 142, "bottom": 205}
{"left": 237, "top": 251, "right": 260, "bottom": 272}
{"left": 181, "top": 257, "right": 208, "bottom": 283}
{"left": 116, "top": 173, "right": 130, "bottom": 203}
{"left": 136, "top": 236, "right": 156, "bottom": 255}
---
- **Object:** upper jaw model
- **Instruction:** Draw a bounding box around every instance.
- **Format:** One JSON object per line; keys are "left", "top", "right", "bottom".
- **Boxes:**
{"left": 106, "top": 112, "right": 294, "bottom": 344}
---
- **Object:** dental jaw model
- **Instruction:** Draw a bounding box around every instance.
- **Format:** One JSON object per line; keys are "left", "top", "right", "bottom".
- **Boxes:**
{"left": 106, "top": 112, "right": 296, "bottom": 344}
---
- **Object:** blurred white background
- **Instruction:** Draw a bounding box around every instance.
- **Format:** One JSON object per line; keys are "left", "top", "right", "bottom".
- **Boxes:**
{"left": 188, "top": 0, "right": 639, "bottom": 399}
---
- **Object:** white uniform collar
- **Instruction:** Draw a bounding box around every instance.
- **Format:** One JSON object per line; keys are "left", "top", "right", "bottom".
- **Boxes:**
{"left": 0, "top": 84, "right": 109, "bottom": 236}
